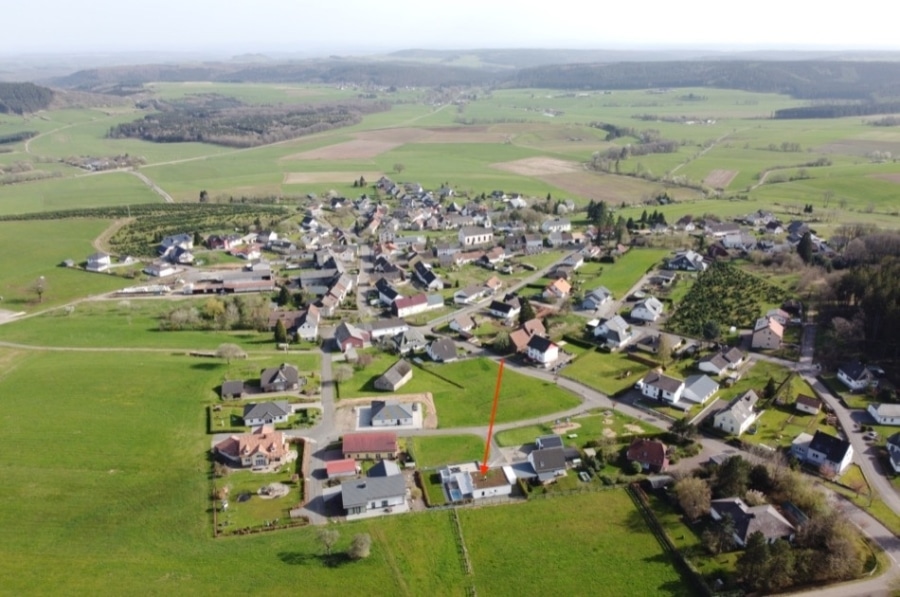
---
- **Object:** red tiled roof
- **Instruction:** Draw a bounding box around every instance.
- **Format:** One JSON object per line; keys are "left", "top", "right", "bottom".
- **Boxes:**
{"left": 326, "top": 459, "right": 358, "bottom": 476}
{"left": 342, "top": 432, "right": 398, "bottom": 454}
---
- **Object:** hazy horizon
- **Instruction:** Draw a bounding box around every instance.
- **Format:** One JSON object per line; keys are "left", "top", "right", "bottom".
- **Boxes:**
{"left": 6, "top": 0, "right": 900, "bottom": 56}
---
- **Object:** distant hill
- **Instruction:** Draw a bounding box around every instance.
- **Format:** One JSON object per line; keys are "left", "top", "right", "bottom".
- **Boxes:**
{"left": 49, "top": 59, "right": 498, "bottom": 90}
{"left": 510, "top": 60, "right": 900, "bottom": 100}
{"left": 45, "top": 51, "right": 900, "bottom": 102}
{"left": 0, "top": 82, "right": 54, "bottom": 114}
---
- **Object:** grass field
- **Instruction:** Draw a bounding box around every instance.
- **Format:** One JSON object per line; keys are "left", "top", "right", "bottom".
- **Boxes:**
{"left": 411, "top": 435, "right": 485, "bottom": 468}
{"left": 0, "top": 219, "right": 136, "bottom": 309}
{"left": 586, "top": 248, "right": 670, "bottom": 297}
{"left": 460, "top": 489, "right": 691, "bottom": 596}
{"left": 338, "top": 355, "right": 581, "bottom": 427}
{"left": 564, "top": 350, "right": 651, "bottom": 396}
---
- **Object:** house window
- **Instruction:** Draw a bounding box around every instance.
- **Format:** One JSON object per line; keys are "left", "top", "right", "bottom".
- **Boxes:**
{"left": 381, "top": 500, "right": 388, "bottom": 507}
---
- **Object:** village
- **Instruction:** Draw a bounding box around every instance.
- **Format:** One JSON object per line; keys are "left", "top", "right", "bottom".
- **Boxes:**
{"left": 68, "top": 176, "right": 900, "bottom": 592}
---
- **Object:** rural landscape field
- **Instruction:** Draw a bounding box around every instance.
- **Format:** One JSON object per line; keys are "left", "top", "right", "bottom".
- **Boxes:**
{"left": 2, "top": 43, "right": 900, "bottom": 597}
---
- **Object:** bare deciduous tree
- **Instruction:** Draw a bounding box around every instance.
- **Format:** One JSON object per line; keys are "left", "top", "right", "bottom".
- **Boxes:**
{"left": 215, "top": 343, "right": 246, "bottom": 365}
{"left": 348, "top": 533, "right": 371, "bottom": 560}
{"left": 318, "top": 528, "right": 340, "bottom": 555}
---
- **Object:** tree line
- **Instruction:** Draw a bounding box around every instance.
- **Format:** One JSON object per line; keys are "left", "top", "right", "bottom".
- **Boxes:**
{"left": 0, "top": 131, "right": 37, "bottom": 145}
{"left": 774, "top": 100, "right": 900, "bottom": 119}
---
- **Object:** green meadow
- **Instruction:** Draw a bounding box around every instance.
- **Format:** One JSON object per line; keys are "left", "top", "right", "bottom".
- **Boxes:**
{"left": 337, "top": 355, "right": 581, "bottom": 428}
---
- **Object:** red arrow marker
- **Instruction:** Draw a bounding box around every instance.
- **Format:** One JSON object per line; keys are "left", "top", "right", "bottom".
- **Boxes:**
{"left": 480, "top": 359, "right": 505, "bottom": 475}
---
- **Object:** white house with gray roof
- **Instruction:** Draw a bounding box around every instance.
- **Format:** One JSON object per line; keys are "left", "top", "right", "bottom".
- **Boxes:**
{"left": 243, "top": 401, "right": 291, "bottom": 427}
{"left": 341, "top": 474, "right": 407, "bottom": 516}
{"left": 631, "top": 296, "right": 664, "bottom": 322}
{"left": 868, "top": 403, "right": 900, "bottom": 426}
{"left": 635, "top": 370, "right": 685, "bottom": 405}
{"left": 714, "top": 390, "right": 760, "bottom": 436}
{"left": 370, "top": 399, "right": 414, "bottom": 425}
{"left": 593, "top": 315, "right": 634, "bottom": 349}
{"left": 682, "top": 375, "right": 719, "bottom": 405}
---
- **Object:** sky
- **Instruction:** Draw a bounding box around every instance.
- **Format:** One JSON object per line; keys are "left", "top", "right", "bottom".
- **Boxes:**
{"left": 5, "top": 0, "right": 900, "bottom": 55}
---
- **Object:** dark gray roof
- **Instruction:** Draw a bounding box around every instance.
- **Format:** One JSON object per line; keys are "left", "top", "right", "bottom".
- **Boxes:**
{"left": 530, "top": 447, "right": 566, "bottom": 474}
{"left": 221, "top": 380, "right": 244, "bottom": 396}
{"left": 428, "top": 337, "right": 457, "bottom": 361}
{"left": 341, "top": 475, "right": 406, "bottom": 509}
{"left": 642, "top": 371, "right": 684, "bottom": 394}
{"left": 711, "top": 498, "right": 794, "bottom": 544}
{"left": 371, "top": 398, "right": 414, "bottom": 422}
{"left": 527, "top": 334, "right": 555, "bottom": 354}
{"left": 809, "top": 431, "right": 852, "bottom": 464}
{"left": 536, "top": 435, "right": 564, "bottom": 449}
{"left": 488, "top": 300, "right": 516, "bottom": 315}
{"left": 839, "top": 361, "right": 870, "bottom": 382}
{"left": 243, "top": 401, "right": 291, "bottom": 421}
{"left": 260, "top": 364, "right": 300, "bottom": 387}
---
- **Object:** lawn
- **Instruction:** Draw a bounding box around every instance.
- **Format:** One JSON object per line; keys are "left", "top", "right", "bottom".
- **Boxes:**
{"left": 411, "top": 435, "right": 485, "bottom": 468}
{"left": 460, "top": 489, "right": 692, "bottom": 596}
{"left": 339, "top": 356, "right": 581, "bottom": 428}
{"left": 0, "top": 347, "right": 474, "bottom": 596}
{"left": 564, "top": 349, "right": 650, "bottom": 396}
{"left": 496, "top": 409, "right": 659, "bottom": 447}
{"left": 0, "top": 218, "right": 136, "bottom": 310}
{"left": 574, "top": 248, "right": 669, "bottom": 297}
{"left": 0, "top": 298, "right": 320, "bottom": 355}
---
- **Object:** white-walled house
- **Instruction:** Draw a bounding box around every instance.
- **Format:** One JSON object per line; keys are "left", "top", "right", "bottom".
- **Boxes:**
{"left": 713, "top": 390, "right": 760, "bottom": 436}
{"left": 635, "top": 371, "right": 685, "bottom": 405}
{"left": 837, "top": 362, "right": 875, "bottom": 392}
{"left": 868, "top": 403, "right": 900, "bottom": 426}
{"left": 526, "top": 335, "right": 559, "bottom": 367}
{"left": 86, "top": 252, "right": 112, "bottom": 272}
{"left": 792, "top": 430, "right": 854, "bottom": 475}
{"left": 631, "top": 297, "right": 664, "bottom": 322}
{"left": 751, "top": 317, "right": 783, "bottom": 350}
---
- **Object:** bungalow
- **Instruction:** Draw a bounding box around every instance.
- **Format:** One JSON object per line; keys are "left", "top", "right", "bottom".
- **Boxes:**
{"left": 682, "top": 375, "right": 720, "bottom": 405}
{"left": 427, "top": 337, "right": 458, "bottom": 363}
{"left": 341, "top": 472, "right": 406, "bottom": 516}
{"left": 143, "top": 261, "right": 177, "bottom": 277}
{"left": 260, "top": 363, "right": 301, "bottom": 393}
{"left": 458, "top": 226, "right": 494, "bottom": 247}
{"left": 710, "top": 498, "right": 794, "bottom": 547}
{"left": 221, "top": 380, "right": 245, "bottom": 400}
{"left": 793, "top": 430, "right": 854, "bottom": 475}
{"left": 795, "top": 394, "right": 822, "bottom": 415}
{"left": 631, "top": 297, "right": 664, "bottom": 322}
{"left": 751, "top": 317, "right": 784, "bottom": 350}
{"left": 440, "top": 465, "right": 516, "bottom": 502}
{"left": 370, "top": 399, "right": 414, "bottom": 425}
{"left": 454, "top": 285, "right": 490, "bottom": 306}
{"left": 543, "top": 278, "right": 571, "bottom": 300}
{"left": 837, "top": 361, "right": 875, "bottom": 392}
{"left": 342, "top": 431, "right": 399, "bottom": 460}
{"left": 243, "top": 401, "right": 291, "bottom": 427}
{"left": 449, "top": 313, "right": 478, "bottom": 334}
{"left": 526, "top": 335, "right": 559, "bottom": 367}
{"left": 868, "top": 403, "right": 900, "bottom": 426}
{"left": 581, "top": 286, "right": 612, "bottom": 311}
{"left": 373, "top": 361, "right": 414, "bottom": 392}
{"left": 325, "top": 458, "right": 359, "bottom": 479}
{"left": 713, "top": 390, "right": 760, "bottom": 436}
{"left": 86, "top": 252, "right": 112, "bottom": 273}
{"left": 360, "top": 318, "right": 409, "bottom": 340}
{"left": 214, "top": 426, "right": 291, "bottom": 468}
{"left": 636, "top": 371, "right": 686, "bottom": 405}
{"left": 592, "top": 315, "right": 634, "bottom": 349}
{"left": 488, "top": 300, "right": 521, "bottom": 321}
{"left": 626, "top": 438, "right": 669, "bottom": 473}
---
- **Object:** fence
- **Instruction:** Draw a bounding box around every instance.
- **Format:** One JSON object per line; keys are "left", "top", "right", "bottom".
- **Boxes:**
{"left": 450, "top": 509, "right": 473, "bottom": 576}
{"left": 626, "top": 483, "right": 719, "bottom": 597}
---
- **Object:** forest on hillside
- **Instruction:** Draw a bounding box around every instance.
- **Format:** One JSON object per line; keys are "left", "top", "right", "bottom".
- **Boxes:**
{"left": 0, "top": 82, "right": 53, "bottom": 114}
{"left": 107, "top": 95, "right": 390, "bottom": 148}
